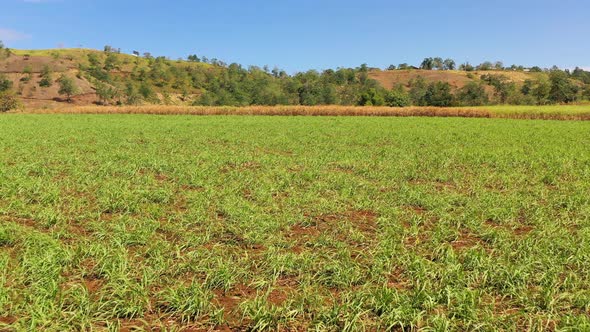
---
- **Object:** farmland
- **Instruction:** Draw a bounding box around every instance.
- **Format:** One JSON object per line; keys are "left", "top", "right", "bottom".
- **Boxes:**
{"left": 1, "top": 114, "right": 590, "bottom": 331}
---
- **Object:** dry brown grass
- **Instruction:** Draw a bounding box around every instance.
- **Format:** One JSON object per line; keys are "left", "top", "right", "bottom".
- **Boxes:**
{"left": 15, "top": 105, "right": 590, "bottom": 120}
{"left": 21, "top": 105, "right": 490, "bottom": 117}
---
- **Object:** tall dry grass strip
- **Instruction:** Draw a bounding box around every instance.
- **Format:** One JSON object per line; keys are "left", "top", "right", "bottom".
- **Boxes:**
{"left": 14, "top": 105, "right": 590, "bottom": 120}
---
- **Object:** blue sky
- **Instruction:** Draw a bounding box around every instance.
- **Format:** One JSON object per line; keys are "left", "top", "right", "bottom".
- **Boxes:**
{"left": 1, "top": 0, "right": 589, "bottom": 72}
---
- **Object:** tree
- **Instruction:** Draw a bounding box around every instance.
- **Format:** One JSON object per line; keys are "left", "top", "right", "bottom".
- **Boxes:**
{"left": 187, "top": 54, "right": 200, "bottom": 62}
{"left": 457, "top": 81, "right": 488, "bottom": 106}
{"left": 432, "top": 57, "right": 444, "bottom": 70}
{"left": 477, "top": 61, "right": 494, "bottom": 71}
{"left": 0, "top": 73, "right": 13, "bottom": 92}
{"left": 39, "top": 65, "right": 53, "bottom": 87}
{"left": 0, "top": 40, "right": 3, "bottom": 50}
{"left": 548, "top": 70, "right": 579, "bottom": 103}
{"left": 409, "top": 76, "right": 428, "bottom": 105}
{"left": 357, "top": 88, "right": 385, "bottom": 106}
{"left": 494, "top": 61, "right": 504, "bottom": 70}
{"left": 95, "top": 81, "right": 118, "bottom": 105}
{"left": 387, "top": 65, "right": 396, "bottom": 71}
{"left": 459, "top": 62, "right": 475, "bottom": 71}
{"left": 481, "top": 74, "right": 516, "bottom": 103}
{"left": 385, "top": 84, "right": 411, "bottom": 107}
{"left": 0, "top": 91, "right": 20, "bottom": 112}
{"left": 424, "top": 81, "right": 454, "bottom": 106}
{"left": 398, "top": 63, "right": 410, "bottom": 70}
{"left": 104, "top": 53, "right": 119, "bottom": 71}
{"left": 531, "top": 77, "right": 551, "bottom": 105}
{"left": 420, "top": 57, "right": 434, "bottom": 70}
{"left": 443, "top": 58, "right": 456, "bottom": 70}
{"left": 57, "top": 75, "right": 79, "bottom": 102}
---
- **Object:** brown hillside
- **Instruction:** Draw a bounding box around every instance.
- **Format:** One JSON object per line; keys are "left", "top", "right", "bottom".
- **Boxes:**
{"left": 370, "top": 69, "right": 542, "bottom": 90}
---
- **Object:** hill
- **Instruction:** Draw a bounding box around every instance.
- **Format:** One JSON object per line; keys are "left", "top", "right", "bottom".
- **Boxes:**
{"left": 0, "top": 48, "right": 588, "bottom": 109}
{"left": 0, "top": 48, "right": 212, "bottom": 108}
{"left": 369, "top": 69, "right": 544, "bottom": 90}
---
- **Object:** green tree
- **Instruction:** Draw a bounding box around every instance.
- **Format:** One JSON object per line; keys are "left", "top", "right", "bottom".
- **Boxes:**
{"left": 95, "top": 81, "right": 118, "bottom": 105}
{"left": 443, "top": 59, "right": 456, "bottom": 70}
{"left": 457, "top": 81, "right": 488, "bottom": 106}
{"left": 57, "top": 75, "right": 79, "bottom": 102}
{"left": 409, "top": 76, "right": 428, "bottom": 105}
{"left": 477, "top": 61, "right": 494, "bottom": 71}
{"left": 532, "top": 77, "right": 551, "bottom": 105}
{"left": 549, "top": 70, "right": 579, "bottom": 103}
{"left": 424, "top": 81, "right": 454, "bottom": 106}
{"left": 39, "top": 65, "right": 53, "bottom": 87}
{"left": 384, "top": 84, "right": 411, "bottom": 107}
{"left": 187, "top": 54, "right": 200, "bottom": 62}
{"left": 0, "top": 91, "right": 20, "bottom": 112}
{"left": 420, "top": 57, "right": 434, "bottom": 70}
{"left": 104, "top": 53, "right": 119, "bottom": 71}
{"left": 459, "top": 63, "right": 475, "bottom": 71}
{"left": 0, "top": 73, "right": 12, "bottom": 92}
{"left": 21, "top": 65, "right": 33, "bottom": 82}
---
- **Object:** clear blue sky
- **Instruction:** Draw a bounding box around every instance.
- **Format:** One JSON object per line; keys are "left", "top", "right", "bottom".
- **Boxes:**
{"left": 1, "top": 0, "right": 589, "bottom": 72}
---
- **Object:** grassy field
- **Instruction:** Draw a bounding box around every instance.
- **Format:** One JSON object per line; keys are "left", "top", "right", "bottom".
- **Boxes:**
{"left": 1, "top": 115, "right": 590, "bottom": 331}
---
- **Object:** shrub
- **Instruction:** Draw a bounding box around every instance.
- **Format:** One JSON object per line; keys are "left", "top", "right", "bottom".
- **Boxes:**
{"left": 39, "top": 65, "right": 53, "bottom": 87}
{"left": 385, "top": 85, "right": 411, "bottom": 107}
{"left": 0, "top": 73, "right": 12, "bottom": 92}
{"left": 0, "top": 91, "right": 20, "bottom": 112}
{"left": 457, "top": 82, "right": 488, "bottom": 106}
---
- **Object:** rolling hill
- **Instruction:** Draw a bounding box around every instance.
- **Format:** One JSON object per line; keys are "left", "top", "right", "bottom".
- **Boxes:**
{"left": 0, "top": 48, "right": 562, "bottom": 108}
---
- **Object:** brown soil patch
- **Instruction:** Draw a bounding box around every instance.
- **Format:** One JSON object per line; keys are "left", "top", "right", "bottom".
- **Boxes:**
{"left": 451, "top": 230, "right": 483, "bottom": 250}
{"left": 0, "top": 316, "right": 16, "bottom": 325}
{"left": 268, "top": 288, "right": 290, "bottom": 306}
{"left": 513, "top": 225, "right": 533, "bottom": 236}
{"left": 485, "top": 219, "right": 534, "bottom": 237}
{"left": 387, "top": 267, "right": 410, "bottom": 290}
{"left": 213, "top": 284, "right": 256, "bottom": 322}
{"left": 287, "top": 209, "right": 378, "bottom": 253}
{"left": 348, "top": 210, "right": 378, "bottom": 233}
{"left": 406, "top": 205, "right": 427, "bottom": 215}
{"left": 84, "top": 277, "right": 103, "bottom": 293}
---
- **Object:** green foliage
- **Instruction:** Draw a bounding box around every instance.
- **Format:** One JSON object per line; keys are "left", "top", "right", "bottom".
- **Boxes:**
{"left": 0, "top": 73, "right": 12, "bottom": 92}
{"left": 103, "top": 53, "right": 119, "bottom": 71}
{"left": 57, "top": 75, "right": 79, "bottom": 102}
{"left": 459, "top": 63, "right": 475, "bottom": 72}
{"left": 358, "top": 88, "right": 385, "bottom": 106}
{"left": 95, "top": 81, "right": 119, "bottom": 105}
{"left": 384, "top": 84, "right": 411, "bottom": 107}
{"left": 457, "top": 81, "right": 488, "bottom": 106}
{"left": 409, "top": 76, "right": 428, "bottom": 105}
{"left": 187, "top": 54, "right": 200, "bottom": 62}
{"left": 549, "top": 70, "right": 579, "bottom": 103}
{"left": 1, "top": 115, "right": 590, "bottom": 330}
{"left": 443, "top": 58, "right": 456, "bottom": 70}
{"left": 481, "top": 74, "right": 517, "bottom": 104}
{"left": 0, "top": 91, "right": 20, "bottom": 112}
{"left": 420, "top": 57, "right": 434, "bottom": 70}
{"left": 39, "top": 65, "right": 53, "bottom": 87}
{"left": 424, "top": 81, "right": 454, "bottom": 106}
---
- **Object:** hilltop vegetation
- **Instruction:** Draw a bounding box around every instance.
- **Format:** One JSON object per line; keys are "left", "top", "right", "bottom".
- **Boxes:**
{"left": 0, "top": 41, "right": 589, "bottom": 111}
